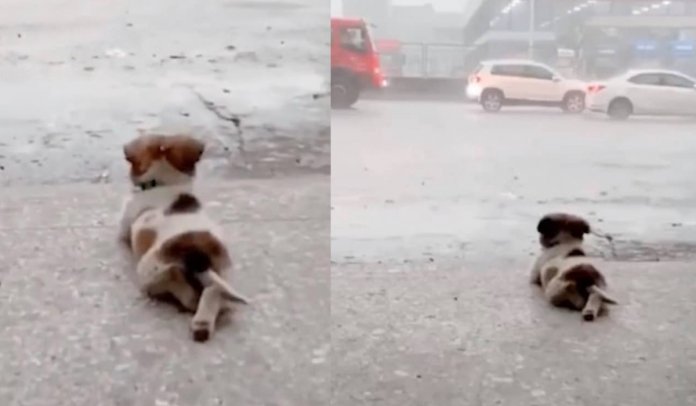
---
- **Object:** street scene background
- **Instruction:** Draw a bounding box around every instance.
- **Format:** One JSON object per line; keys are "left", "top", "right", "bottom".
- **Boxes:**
{"left": 332, "top": 0, "right": 696, "bottom": 405}
{"left": 331, "top": 99, "right": 696, "bottom": 406}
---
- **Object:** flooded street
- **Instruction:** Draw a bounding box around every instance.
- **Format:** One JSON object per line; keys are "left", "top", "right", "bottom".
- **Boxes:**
{"left": 332, "top": 100, "right": 696, "bottom": 264}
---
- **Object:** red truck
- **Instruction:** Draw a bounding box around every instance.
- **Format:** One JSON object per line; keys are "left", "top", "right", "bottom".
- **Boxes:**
{"left": 331, "top": 17, "right": 386, "bottom": 108}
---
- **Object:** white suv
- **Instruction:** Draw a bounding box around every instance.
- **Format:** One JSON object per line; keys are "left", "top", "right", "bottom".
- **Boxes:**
{"left": 467, "top": 60, "right": 586, "bottom": 113}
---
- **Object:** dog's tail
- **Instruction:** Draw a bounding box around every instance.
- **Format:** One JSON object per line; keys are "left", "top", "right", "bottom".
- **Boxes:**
{"left": 588, "top": 285, "right": 618, "bottom": 305}
{"left": 582, "top": 285, "right": 617, "bottom": 322}
{"left": 182, "top": 249, "right": 250, "bottom": 305}
{"left": 563, "top": 264, "right": 618, "bottom": 306}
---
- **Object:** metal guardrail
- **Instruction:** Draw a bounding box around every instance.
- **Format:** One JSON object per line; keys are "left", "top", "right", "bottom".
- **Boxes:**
{"left": 379, "top": 42, "right": 474, "bottom": 79}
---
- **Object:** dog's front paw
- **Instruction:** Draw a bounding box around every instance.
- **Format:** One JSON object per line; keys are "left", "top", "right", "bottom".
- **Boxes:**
{"left": 191, "top": 319, "right": 212, "bottom": 342}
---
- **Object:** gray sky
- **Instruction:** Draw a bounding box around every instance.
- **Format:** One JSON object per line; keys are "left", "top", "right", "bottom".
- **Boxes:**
{"left": 391, "top": 0, "right": 466, "bottom": 12}
{"left": 331, "top": 0, "right": 467, "bottom": 15}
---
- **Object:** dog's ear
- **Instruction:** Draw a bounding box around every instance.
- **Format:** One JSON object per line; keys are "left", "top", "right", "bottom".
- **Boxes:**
{"left": 123, "top": 135, "right": 164, "bottom": 175}
{"left": 123, "top": 138, "right": 140, "bottom": 163}
{"left": 537, "top": 215, "right": 560, "bottom": 237}
{"left": 564, "top": 215, "right": 591, "bottom": 238}
{"left": 162, "top": 135, "right": 205, "bottom": 175}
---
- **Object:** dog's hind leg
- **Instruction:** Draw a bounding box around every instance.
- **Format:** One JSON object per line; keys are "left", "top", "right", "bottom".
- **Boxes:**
{"left": 545, "top": 278, "right": 585, "bottom": 310}
{"left": 582, "top": 291, "right": 603, "bottom": 321}
{"left": 191, "top": 286, "right": 224, "bottom": 342}
{"left": 137, "top": 259, "right": 199, "bottom": 311}
{"left": 164, "top": 267, "right": 199, "bottom": 312}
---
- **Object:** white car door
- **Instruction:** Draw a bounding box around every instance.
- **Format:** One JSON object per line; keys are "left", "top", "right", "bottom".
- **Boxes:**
{"left": 522, "top": 65, "right": 561, "bottom": 102}
{"left": 660, "top": 74, "right": 696, "bottom": 116}
{"left": 490, "top": 64, "right": 527, "bottom": 100}
{"left": 624, "top": 73, "right": 670, "bottom": 115}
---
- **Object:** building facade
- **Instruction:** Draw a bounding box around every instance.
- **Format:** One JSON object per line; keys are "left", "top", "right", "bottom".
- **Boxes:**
{"left": 342, "top": 0, "right": 471, "bottom": 78}
{"left": 463, "top": 0, "right": 696, "bottom": 78}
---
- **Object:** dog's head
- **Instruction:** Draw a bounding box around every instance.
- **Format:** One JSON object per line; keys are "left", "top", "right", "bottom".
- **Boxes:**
{"left": 536, "top": 213, "right": 590, "bottom": 248}
{"left": 123, "top": 133, "right": 205, "bottom": 187}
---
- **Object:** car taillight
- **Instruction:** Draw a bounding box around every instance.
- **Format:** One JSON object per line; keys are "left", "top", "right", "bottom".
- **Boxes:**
{"left": 587, "top": 84, "right": 605, "bottom": 94}
{"left": 469, "top": 75, "right": 481, "bottom": 83}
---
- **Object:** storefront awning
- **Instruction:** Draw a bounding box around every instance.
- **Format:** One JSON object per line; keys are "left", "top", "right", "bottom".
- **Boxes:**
{"left": 586, "top": 16, "right": 696, "bottom": 28}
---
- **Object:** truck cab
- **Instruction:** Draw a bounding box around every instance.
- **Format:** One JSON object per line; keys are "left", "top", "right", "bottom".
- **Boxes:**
{"left": 331, "top": 17, "right": 386, "bottom": 108}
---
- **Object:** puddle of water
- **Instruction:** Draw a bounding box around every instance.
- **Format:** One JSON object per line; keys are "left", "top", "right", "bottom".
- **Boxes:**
{"left": 332, "top": 197, "right": 696, "bottom": 264}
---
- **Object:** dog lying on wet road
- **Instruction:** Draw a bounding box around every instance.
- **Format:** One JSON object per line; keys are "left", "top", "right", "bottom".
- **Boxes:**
{"left": 530, "top": 213, "right": 618, "bottom": 321}
{"left": 118, "top": 133, "right": 249, "bottom": 341}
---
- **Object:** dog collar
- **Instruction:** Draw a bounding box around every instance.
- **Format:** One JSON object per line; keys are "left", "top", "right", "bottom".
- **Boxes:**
{"left": 138, "top": 180, "right": 159, "bottom": 191}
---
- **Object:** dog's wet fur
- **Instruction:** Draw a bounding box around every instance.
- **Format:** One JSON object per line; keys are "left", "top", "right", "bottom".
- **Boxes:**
{"left": 531, "top": 213, "right": 618, "bottom": 321}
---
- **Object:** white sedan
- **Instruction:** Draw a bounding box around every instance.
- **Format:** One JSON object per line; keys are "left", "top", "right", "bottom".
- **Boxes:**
{"left": 586, "top": 69, "right": 696, "bottom": 120}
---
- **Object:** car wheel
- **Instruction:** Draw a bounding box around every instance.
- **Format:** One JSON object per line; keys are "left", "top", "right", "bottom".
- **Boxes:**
{"left": 607, "top": 98, "right": 632, "bottom": 120}
{"left": 562, "top": 92, "right": 585, "bottom": 114}
{"left": 331, "top": 73, "right": 360, "bottom": 109}
{"left": 481, "top": 89, "right": 503, "bottom": 112}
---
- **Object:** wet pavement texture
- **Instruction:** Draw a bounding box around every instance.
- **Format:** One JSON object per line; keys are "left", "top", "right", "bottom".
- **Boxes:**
{"left": 0, "top": 176, "right": 329, "bottom": 406}
{"left": 332, "top": 101, "right": 696, "bottom": 265}
{"left": 332, "top": 259, "right": 696, "bottom": 406}
{"left": 0, "top": 0, "right": 329, "bottom": 186}
{"left": 331, "top": 101, "right": 696, "bottom": 405}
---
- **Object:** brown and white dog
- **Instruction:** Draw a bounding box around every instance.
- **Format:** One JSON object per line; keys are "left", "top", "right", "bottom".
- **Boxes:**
{"left": 530, "top": 213, "right": 617, "bottom": 321}
{"left": 118, "top": 133, "right": 249, "bottom": 341}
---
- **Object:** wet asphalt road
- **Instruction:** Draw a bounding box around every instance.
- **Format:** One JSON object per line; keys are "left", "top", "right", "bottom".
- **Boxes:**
{"left": 332, "top": 100, "right": 696, "bottom": 264}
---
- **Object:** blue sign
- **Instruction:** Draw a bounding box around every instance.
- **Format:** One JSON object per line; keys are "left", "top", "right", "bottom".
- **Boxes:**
{"left": 673, "top": 41, "right": 695, "bottom": 57}
{"left": 598, "top": 48, "right": 617, "bottom": 56}
{"left": 634, "top": 40, "right": 658, "bottom": 53}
